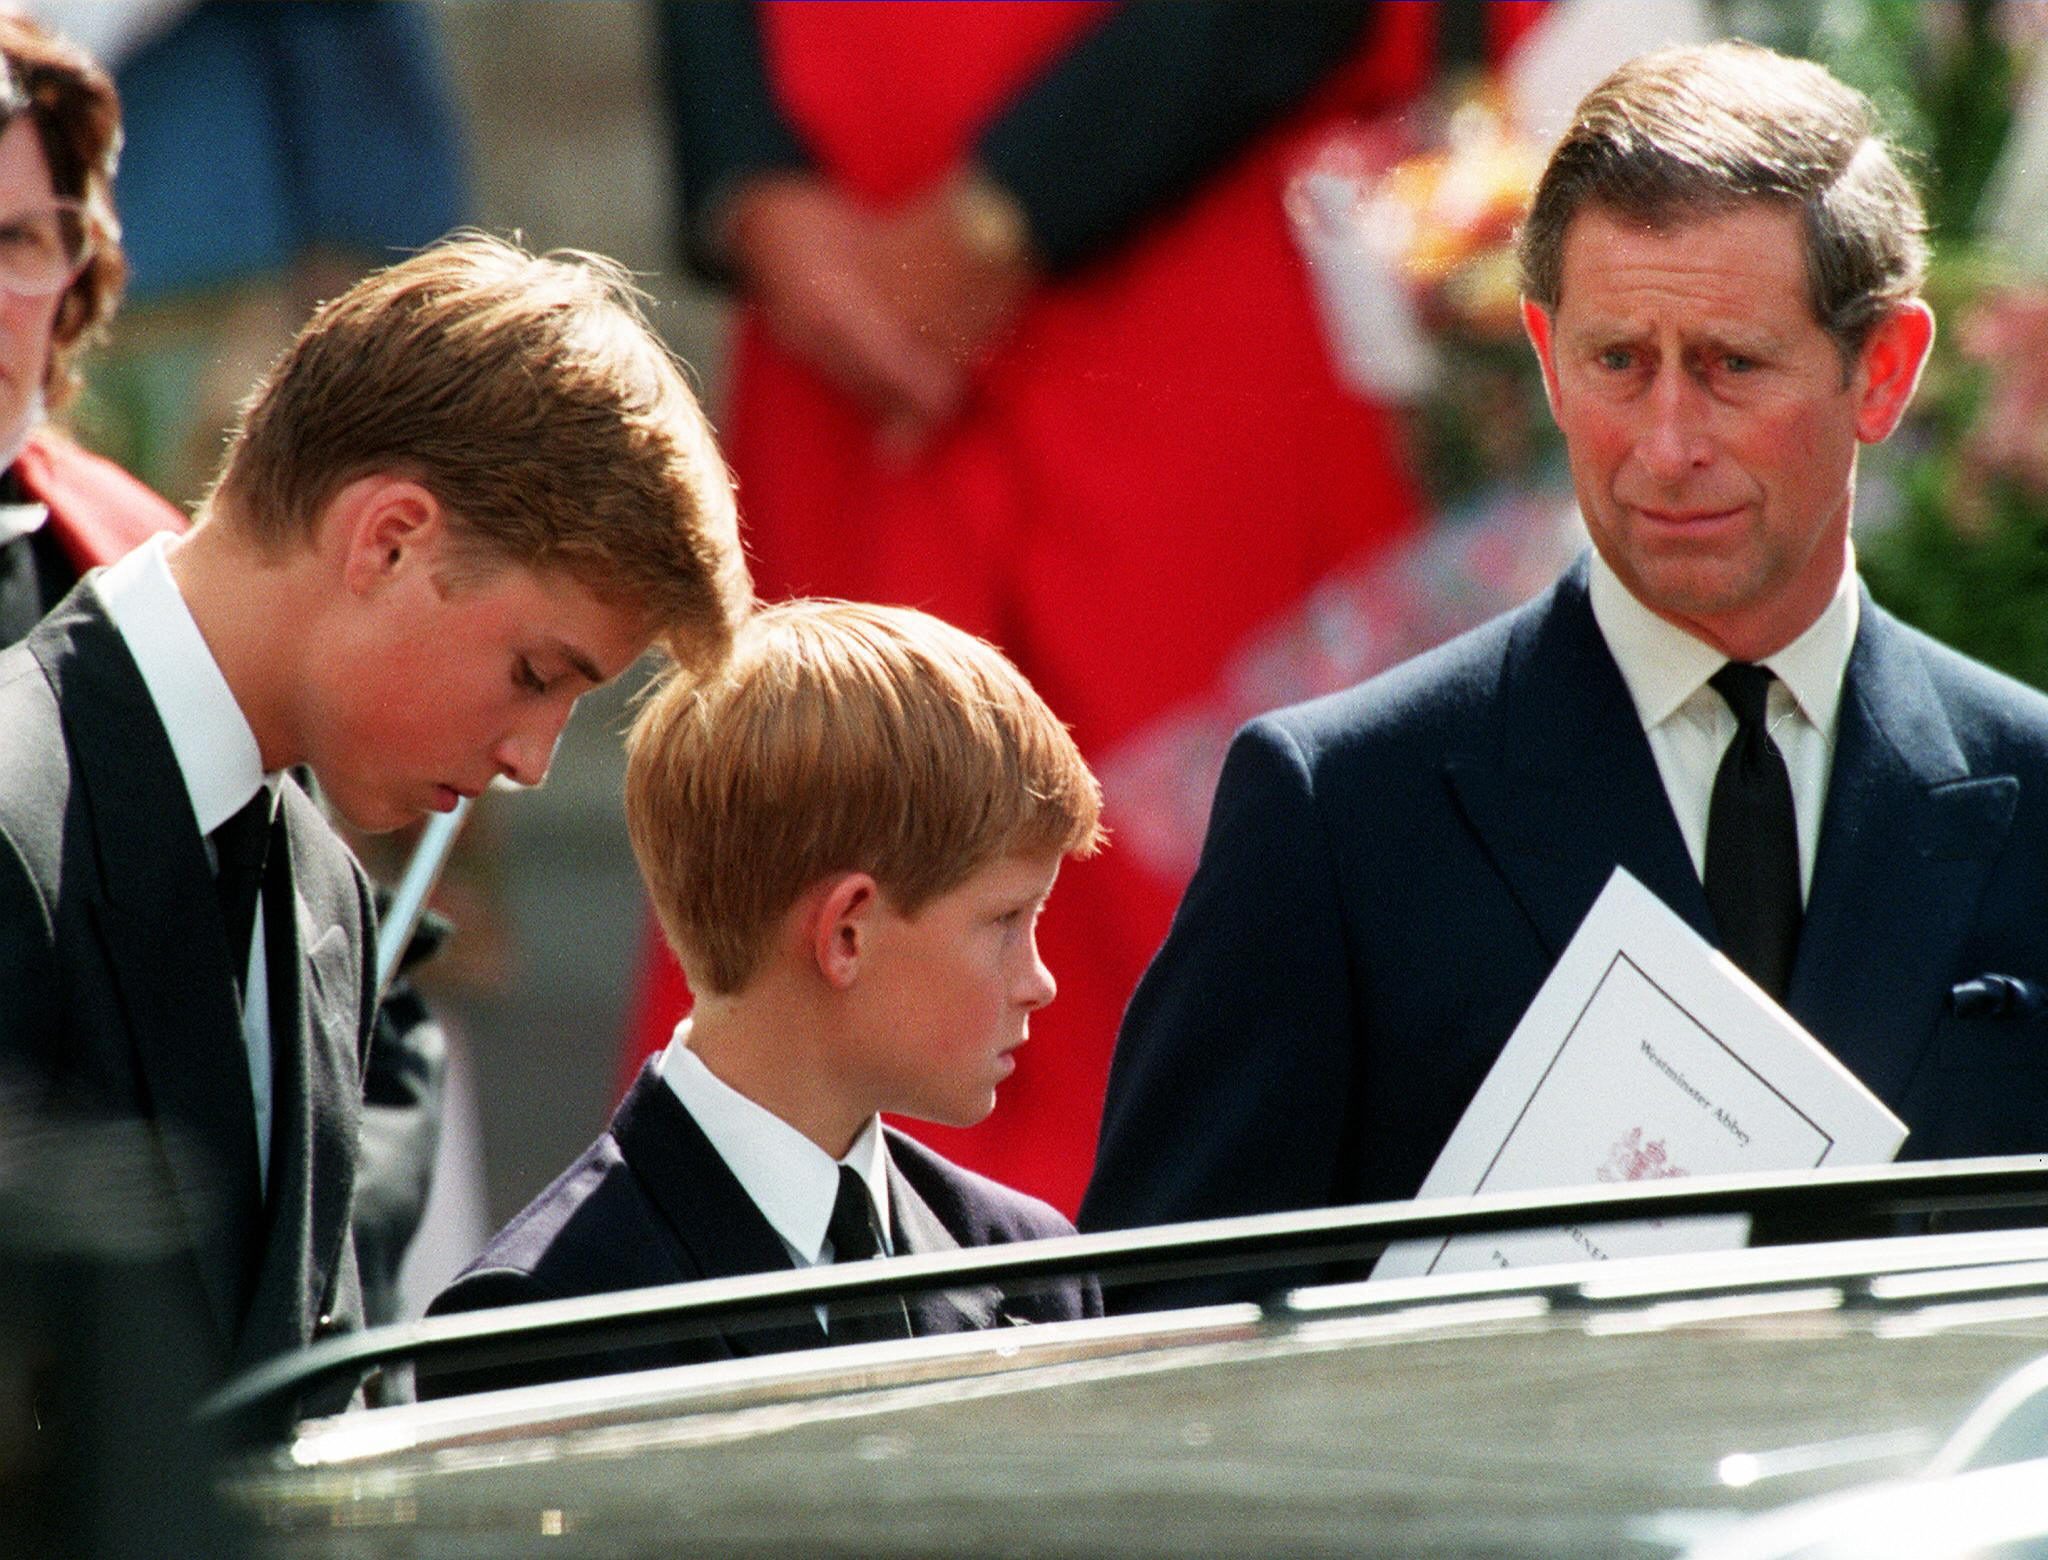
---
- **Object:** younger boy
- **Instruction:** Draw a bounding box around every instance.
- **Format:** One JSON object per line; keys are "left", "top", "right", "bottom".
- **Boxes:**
{"left": 0, "top": 234, "right": 751, "bottom": 1399}
{"left": 428, "top": 600, "right": 1106, "bottom": 1392}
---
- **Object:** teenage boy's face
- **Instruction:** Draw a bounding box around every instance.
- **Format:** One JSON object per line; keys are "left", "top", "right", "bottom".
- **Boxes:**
{"left": 849, "top": 851, "right": 1062, "bottom": 1128}
{"left": 306, "top": 552, "right": 651, "bottom": 833}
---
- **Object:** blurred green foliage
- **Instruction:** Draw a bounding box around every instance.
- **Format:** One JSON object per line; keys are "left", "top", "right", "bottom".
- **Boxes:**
{"left": 1757, "top": 0, "right": 2048, "bottom": 686}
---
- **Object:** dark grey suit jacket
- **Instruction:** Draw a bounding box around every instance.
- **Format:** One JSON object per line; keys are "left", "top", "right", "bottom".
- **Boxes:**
{"left": 0, "top": 588, "right": 377, "bottom": 1394}
{"left": 425, "top": 1061, "right": 1102, "bottom": 1396}
{"left": 1082, "top": 558, "right": 2048, "bottom": 1272}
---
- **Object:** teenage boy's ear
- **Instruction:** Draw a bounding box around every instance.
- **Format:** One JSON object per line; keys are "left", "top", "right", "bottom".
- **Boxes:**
{"left": 810, "top": 871, "right": 882, "bottom": 989}
{"left": 335, "top": 474, "right": 451, "bottom": 595}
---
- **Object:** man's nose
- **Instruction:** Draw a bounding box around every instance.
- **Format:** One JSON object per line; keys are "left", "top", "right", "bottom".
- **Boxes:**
{"left": 1636, "top": 367, "right": 1714, "bottom": 479}
{"left": 492, "top": 705, "right": 571, "bottom": 787}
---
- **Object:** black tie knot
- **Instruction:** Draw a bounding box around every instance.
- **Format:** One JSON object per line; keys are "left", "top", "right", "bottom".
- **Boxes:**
{"left": 211, "top": 790, "right": 274, "bottom": 1001}
{"left": 823, "top": 1163, "right": 913, "bottom": 1343}
{"left": 1709, "top": 661, "right": 1775, "bottom": 731}
{"left": 827, "top": 1164, "right": 886, "bottom": 1264}
{"left": 1703, "top": 662, "right": 1801, "bottom": 1000}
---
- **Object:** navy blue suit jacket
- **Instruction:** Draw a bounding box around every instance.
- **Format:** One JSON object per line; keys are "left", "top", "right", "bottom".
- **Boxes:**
{"left": 1081, "top": 559, "right": 2048, "bottom": 1256}
{"left": 427, "top": 1062, "right": 1101, "bottom": 1395}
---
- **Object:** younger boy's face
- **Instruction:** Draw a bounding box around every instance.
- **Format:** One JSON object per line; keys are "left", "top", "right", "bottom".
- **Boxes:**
{"left": 846, "top": 851, "right": 1062, "bottom": 1129}
{"left": 305, "top": 552, "right": 651, "bottom": 833}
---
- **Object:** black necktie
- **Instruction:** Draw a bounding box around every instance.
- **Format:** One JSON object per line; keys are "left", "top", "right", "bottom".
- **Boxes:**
{"left": 210, "top": 791, "right": 273, "bottom": 1006}
{"left": 823, "top": 1164, "right": 912, "bottom": 1344}
{"left": 1704, "top": 663, "right": 1802, "bottom": 1000}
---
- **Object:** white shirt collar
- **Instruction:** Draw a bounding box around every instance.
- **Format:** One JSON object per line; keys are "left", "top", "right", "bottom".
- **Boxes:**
{"left": 91, "top": 531, "right": 269, "bottom": 835}
{"left": 0, "top": 401, "right": 49, "bottom": 544}
{"left": 658, "top": 1028, "right": 892, "bottom": 1262}
{"left": 0, "top": 500, "right": 46, "bottom": 547}
{"left": 1587, "top": 546, "right": 1860, "bottom": 739}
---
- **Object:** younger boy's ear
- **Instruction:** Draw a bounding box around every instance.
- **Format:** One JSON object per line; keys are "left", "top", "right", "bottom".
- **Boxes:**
{"left": 335, "top": 474, "right": 448, "bottom": 595}
{"left": 811, "top": 872, "right": 880, "bottom": 990}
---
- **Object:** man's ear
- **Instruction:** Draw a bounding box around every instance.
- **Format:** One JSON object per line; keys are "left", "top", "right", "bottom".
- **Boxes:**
{"left": 1521, "top": 296, "right": 1563, "bottom": 419}
{"left": 335, "top": 475, "right": 448, "bottom": 596}
{"left": 809, "top": 872, "right": 881, "bottom": 991}
{"left": 1854, "top": 299, "right": 1935, "bottom": 445}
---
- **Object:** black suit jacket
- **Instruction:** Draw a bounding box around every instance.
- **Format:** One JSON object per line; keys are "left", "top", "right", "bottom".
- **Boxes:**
{"left": 426, "top": 1062, "right": 1102, "bottom": 1396}
{"left": 0, "top": 432, "right": 445, "bottom": 1334}
{"left": 1081, "top": 559, "right": 2048, "bottom": 1273}
{"left": 0, "top": 588, "right": 377, "bottom": 1394}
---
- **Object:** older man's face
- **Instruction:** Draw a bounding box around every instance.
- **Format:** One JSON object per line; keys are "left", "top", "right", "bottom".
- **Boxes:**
{"left": 1523, "top": 202, "right": 1931, "bottom": 660}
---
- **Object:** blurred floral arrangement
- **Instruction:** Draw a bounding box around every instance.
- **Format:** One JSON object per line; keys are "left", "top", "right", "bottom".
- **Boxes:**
{"left": 1377, "top": 85, "right": 1562, "bottom": 508}
{"left": 1781, "top": 0, "right": 2048, "bottom": 688}
{"left": 1288, "top": 79, "right": 1561, "bottom": 511}
{"left": 1377, "top": 87, "right": 1540, "bottom": 341}
{"left": 1855, "top": 257, "right": 2048, "bottom": 688}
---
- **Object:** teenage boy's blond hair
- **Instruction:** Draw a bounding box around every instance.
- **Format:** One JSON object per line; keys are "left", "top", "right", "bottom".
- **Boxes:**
{"left": 207, "top": 232, "right": 752, "bottom": 670}
{"left": 626, "top": 600, "right": 1105, "bottom": 995}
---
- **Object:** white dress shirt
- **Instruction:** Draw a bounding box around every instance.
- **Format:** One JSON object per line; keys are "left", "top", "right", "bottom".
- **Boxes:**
{"left": 1587, "top": 548, "right": 1860, "bottom": 903}
{"left": 659, "top": 1027, "right": 893, "bottom": 1270}
{"left": 0, "top": 497, "right": 46, "bottom": 546}
{"left": 93, "top": 531, "right": 279, "bottom": 1194}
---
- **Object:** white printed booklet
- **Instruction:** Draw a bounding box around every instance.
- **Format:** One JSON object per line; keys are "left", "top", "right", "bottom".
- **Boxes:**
{"left": 1374, "top": 867, "right": 1906, "bottom": 1279}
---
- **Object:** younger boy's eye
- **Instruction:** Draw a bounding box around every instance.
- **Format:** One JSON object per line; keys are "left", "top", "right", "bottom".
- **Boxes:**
{"left": 514, "top": 657, "right": 548, "bottom": 694}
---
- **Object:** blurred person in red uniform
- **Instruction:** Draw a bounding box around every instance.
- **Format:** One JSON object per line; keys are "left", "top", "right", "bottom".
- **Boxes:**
{"left": 0, "top": 10, "right": 180, "bottom": 638}
{"left": 638, "top": 1, "right": 1543, "bottom": 1214}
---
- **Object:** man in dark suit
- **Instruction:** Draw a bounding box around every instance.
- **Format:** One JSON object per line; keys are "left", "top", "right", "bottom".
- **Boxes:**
{"left": 428, "top": 602, "right": 1106, "bottom": 1396}
{"left": 1081, "top": 41, "right": 2048, "bottom": 1278}
{"left": 0, "top": 233, "right": 751, "bottom": 1400}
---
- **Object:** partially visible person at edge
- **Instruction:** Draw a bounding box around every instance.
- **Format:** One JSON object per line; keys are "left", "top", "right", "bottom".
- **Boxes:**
{"left": 1083, "top": 41, "right": 2048, "bottom": 1297}
{"left": 0, "top": 230, "right": 752, "bottom": 1412}
{"left": 0, "top": 7, "right": 172, "bottom": 640}
{"left": 635, "top": 0, "right": 1547, "bottom": 1217}
{"left": 0, "top": 7, "right": 444, "bottom": 1332}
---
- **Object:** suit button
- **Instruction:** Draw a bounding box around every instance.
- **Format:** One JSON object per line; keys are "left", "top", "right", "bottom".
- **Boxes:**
{"left": 314, "top": 1312, "right": 341, "bottom": 1339}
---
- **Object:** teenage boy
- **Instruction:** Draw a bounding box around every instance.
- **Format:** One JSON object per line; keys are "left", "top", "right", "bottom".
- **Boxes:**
{"left": 428, "top": 600, "right": 1105, "bottom": 1394}
{"left": 0, "top": 234, "right": 752, "bottom": 1399}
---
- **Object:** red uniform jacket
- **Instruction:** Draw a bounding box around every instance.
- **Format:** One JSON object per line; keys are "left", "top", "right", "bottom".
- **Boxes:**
{"left": 17, "top": 426, "right": 188, "bottom": 573}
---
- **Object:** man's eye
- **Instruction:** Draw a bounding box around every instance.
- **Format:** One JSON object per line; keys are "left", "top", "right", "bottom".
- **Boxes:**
{"left": 1597, "top": 348, "right": 1634, "bottom": 371}
{"left": 1722, "top": 354, "right": 1757, "bottom": 373}
{"left": 514, "top": 658, "right": 547, "bottom": 693}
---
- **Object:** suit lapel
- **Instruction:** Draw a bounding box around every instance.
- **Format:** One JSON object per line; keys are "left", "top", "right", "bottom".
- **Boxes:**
{"left": 885, "top": 1133, "right": 1003, "bottom": 1335}
{"left": 1444, "top": 561, "right": 1714, "bottom": 960}
{"left": 35, "top": 595, "right": 260, "bottom": 1352}
{"left": 1788, "top": 604, "right": 2016, "bottom": 1110}
{"left": 610, "top": 1071, "right": 826, "bottom": 1357}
